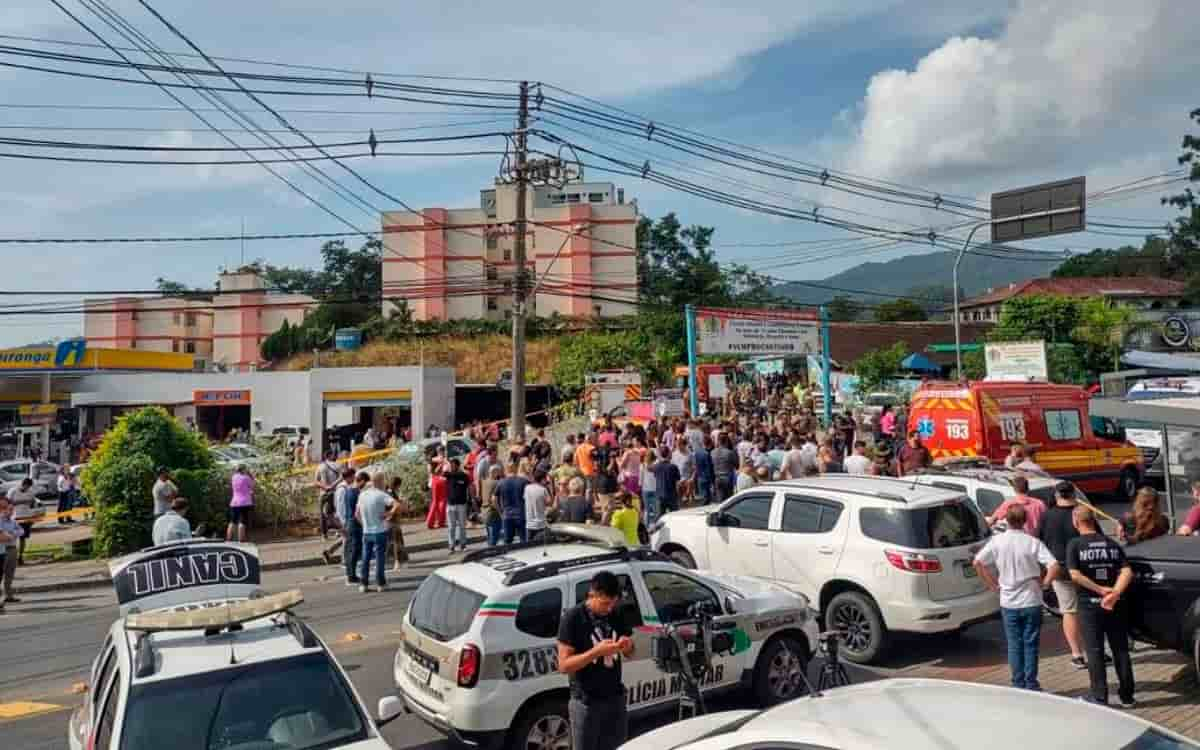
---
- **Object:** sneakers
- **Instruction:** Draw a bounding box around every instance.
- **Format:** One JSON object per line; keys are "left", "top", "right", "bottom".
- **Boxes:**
{"left": 345, "top": 578, "right": 360, "bottom": 587}
{"left": 358, "top": 584, "right": 368, "bottom": 594}
{"left": 377, "top": 584, "right": 388, "bottom": 593}
{"left": 1071, "top": 656, "right": 1088, "bottom": 670}
{"left": 1119, "top": 697, "right": 1137, "bottom": 709}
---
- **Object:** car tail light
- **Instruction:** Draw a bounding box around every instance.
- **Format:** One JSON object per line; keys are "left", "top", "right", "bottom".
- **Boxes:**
{"left": 458, "top": 643, "right": 481, "bottom": 688}
{"left": 885, "top": 549, "right": 942, "bottom": 573}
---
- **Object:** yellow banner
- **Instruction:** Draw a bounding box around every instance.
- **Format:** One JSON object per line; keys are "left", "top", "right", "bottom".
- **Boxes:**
{"left": 18, "top": 404, "right": 58, "bottom": 417}
{"left": 0, "top": 342, "right": 193, "bottom": 372}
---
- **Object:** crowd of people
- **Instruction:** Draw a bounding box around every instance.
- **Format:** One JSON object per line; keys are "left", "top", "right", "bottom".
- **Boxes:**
{"left": 405, "top": 390, "right": 939, "bottom": 555}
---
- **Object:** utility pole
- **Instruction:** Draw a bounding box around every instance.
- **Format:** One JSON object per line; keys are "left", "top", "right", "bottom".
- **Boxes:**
{"left": 509, "top": 81, "right": 530, "bottom": 440}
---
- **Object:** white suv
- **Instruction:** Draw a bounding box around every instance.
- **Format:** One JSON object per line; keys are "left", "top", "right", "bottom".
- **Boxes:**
{"left": 650, "top": 476, "right": 999, "bottom": 664}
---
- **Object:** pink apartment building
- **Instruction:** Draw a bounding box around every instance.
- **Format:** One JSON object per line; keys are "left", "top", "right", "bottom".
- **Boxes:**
{"left": 84, "top": 269, "right": 316, "bottom": 371}
{"left": 381, "top": 181, "right": 639, "bottom": 320}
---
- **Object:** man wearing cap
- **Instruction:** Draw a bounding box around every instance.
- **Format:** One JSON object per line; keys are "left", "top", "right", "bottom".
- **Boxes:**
{"left": 1038, "top": 481, "right": 1088, "bottom": 670}
{"left": 152, "top": 467, "right": 178, "bottom": 518}
{"left": 1067, "top": 506, "right": 1136, "bottom": 707}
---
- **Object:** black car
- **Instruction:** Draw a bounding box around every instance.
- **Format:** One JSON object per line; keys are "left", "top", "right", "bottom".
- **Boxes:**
{"left": 1125, "top": 535, "right": 1200, "bottom": 676}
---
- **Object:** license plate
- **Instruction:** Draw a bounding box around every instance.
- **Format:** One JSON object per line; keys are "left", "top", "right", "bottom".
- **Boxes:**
{"left": 406, "top": 660, "right": 432, "bottom": 685}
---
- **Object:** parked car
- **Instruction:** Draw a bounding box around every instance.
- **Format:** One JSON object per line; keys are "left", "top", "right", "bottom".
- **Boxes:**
{"left": 618, "top": 678, "right": 1200, "bottom": 750}
{"left": 908, "top": 380, "right": 1143, "bottom": 499}
{"left": 907, "top": 464, "right": 1093, "bottom": 528}
{"left": 208, "top": 443, "right": 271, "bottom": 470}
{"left": 0, "top": 458, "right": 60, "bottom": 500}
{"left": 1126, "top": 535, "right": 1200, "bottom": 678}
{"left": 650, "top": 475, "right": 998, "bottom": 663}
{"left": 271, "top": 424, "right": 310, "bottom": 449}
{"left": 384, "top": 524, "right": 819, "bottom": 750}
{"left": 395, "top": 436, "right": 476, "bottom": 464}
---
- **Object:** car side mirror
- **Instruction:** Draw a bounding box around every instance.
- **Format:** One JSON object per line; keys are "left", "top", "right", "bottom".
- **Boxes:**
{"left": 706, "top": 512, "right": 719, "bottom": 527}
{"left": 377, "top": 696, "right": 405, "bottom": 727}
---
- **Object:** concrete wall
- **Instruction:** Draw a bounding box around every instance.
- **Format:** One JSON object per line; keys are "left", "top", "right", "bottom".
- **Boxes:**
{"left": 72, "top": 366, "right": 455, "bottom": 446}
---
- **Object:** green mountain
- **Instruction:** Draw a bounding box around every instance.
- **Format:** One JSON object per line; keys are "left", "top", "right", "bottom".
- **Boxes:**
{"left": 772, "top": 250, "right": 1062, "bottom": 307}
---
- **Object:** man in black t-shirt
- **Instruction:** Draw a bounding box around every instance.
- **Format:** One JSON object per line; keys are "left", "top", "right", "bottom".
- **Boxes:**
{"left": 557, "top": 571, "right": 634, "bottom": 750}
{"left": 444, "top": 459, "right": 471, "bottom": 552}
{"left": 1066, "top": 506, "right": 1136, "bottom": 707}
{"left": 1038, "top": 481, "right": 1087, "bottom": 668}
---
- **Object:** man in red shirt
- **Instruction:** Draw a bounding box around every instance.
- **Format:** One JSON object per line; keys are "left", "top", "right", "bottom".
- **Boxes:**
{"left": 987, "top": 476, "right": 1048, "bottom": 533}
{"left": 1177, "top": 480, "right": 1200, "bottom": 536}
{"left": 895, "top": 431, "right": 931, "bottom": 476}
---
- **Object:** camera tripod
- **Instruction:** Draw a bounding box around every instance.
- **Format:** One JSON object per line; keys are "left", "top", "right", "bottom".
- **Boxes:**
{"left": 816, "top": 631, "right": 852, "bottom": 691}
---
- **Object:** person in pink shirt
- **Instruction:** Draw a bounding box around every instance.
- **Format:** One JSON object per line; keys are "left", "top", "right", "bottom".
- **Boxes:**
{"left": 227, "top": 464, "right": 255, "bottom": 542}
{"left": 987, "top": 475, "right": 1047, "bottom": 534}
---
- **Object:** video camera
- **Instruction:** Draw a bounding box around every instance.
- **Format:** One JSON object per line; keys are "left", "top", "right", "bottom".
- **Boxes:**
{"left": 649, "top": 601, "right": 737, "bottom": 680}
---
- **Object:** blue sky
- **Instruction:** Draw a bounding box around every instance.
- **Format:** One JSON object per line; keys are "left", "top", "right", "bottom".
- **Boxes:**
{"left": 0, "top": 0, "right": 1195, "bottom": 346}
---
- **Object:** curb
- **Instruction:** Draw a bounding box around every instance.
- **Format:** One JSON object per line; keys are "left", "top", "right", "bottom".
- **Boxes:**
{"left": 13, "top": 533, "right": 486, "bottom": 595}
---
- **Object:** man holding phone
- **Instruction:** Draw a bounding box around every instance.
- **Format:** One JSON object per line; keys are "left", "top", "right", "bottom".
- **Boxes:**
{"left": 557, "top": 571, "right": 635, "bottom": 750}
{"left": 1067, "top": 506, "right": 1136, "bottom": 708}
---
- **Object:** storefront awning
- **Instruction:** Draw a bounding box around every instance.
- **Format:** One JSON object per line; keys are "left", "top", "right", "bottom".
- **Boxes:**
{"left": 322, "top": 389, "right": 412, "bottom": 407}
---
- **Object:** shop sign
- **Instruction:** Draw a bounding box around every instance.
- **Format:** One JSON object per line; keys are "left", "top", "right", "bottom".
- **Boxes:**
{"left": 696, "top": 307, "right": 819, "bottom": 356}
{"left": 984, "top": 340, "right": 1048, "bottom": 381}
{"left": 194, "top": 389, "right": 252, "bottom": 406}
{"left": 18, "top": 403, "right": 59, "bottom": 425}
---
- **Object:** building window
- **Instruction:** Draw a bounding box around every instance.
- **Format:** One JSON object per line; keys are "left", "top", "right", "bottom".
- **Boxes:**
{"left": 185, "top": 312, "right": 197, "bottom": 326}
{"left": 172, "top": 340, "right": 179, "bottom": 352}
{"left": 593, "top": 304, "right": 602, "bottom": 317}
{"left": 487, "top": 296, "right": 498, "bottom": 311}
{"left": 503, "top": 247, "right": 512, "bottom": 262}
{"left": 566, "top": 193, "right": 581, "bottom": 204}
{"left": 588, "top": 192, "right": 605, "bottom": 203}
{"left": 173, "top": 312, "right": 181, "bottom": 325}
{"left": 485, "top": 264, "right": 498, "bottom": 281}
{"left": 549, "top": 193, "right": 566, "bottom": 205}
{"left": 486, "top": 233, "right": 497, "bottom": 250}
{"left": 503, "top": 280, "right": 513, "bottom": 294}
{"left": 185, "top": 342, "right": 196, "bottom": 354}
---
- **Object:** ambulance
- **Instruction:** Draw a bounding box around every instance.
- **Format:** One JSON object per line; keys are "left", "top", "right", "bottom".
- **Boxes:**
{"left": 907, "top": 381, "right": 1143, "bottom": 499}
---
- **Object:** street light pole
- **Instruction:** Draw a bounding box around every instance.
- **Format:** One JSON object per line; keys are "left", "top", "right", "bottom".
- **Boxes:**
{"left": 952, "top": 205, "right": 1085, "bottom": 379}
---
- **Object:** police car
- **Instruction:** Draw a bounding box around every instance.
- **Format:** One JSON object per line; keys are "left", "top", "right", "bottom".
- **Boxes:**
{"left": 380, "top": 524, "right": 819, "bottom": 750}
{"left": 69, "top": 540, "right": 391, "bottom": 750}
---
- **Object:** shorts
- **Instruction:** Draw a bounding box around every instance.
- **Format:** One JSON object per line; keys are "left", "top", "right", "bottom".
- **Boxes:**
{"left": 1052, "top": 579, "right": 1079, "bottom": 614}
{"left": 228, "top": 505, "right": 253, "bottom": 525}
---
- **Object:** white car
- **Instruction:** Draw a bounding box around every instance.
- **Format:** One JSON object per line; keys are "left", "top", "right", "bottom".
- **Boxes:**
{"left": 906, "top": 465, "right": 1085, "bottom": 523}
{"left": 69, "top": 540, "right": 390, "bottom": 750}
{"left": 650, "top": 476, "right": 999, "bottom": 664}
{"left": 383, "top": 524, "right": 819, "bottom": 750}
{"left": 619, "top": 678, "right": 1200, "bottom": 750}
{"left": 272, "top": 425, "right": 311, "bottom": 449}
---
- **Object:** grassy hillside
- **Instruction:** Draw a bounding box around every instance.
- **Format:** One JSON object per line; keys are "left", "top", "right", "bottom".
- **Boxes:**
{"left": 278, "top": 334, "right": 563, "bottom": 384}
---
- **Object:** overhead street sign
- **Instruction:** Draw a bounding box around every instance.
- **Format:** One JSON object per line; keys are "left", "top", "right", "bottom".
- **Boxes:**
{"left": 991, "top": 176, "right": 1086, "bottom": 243}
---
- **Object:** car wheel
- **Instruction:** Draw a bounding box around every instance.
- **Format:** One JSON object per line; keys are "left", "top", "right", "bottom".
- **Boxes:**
{"left": 513, "top": 698, "right": 570, "bottom": 750}
{"left": 667, "top": 547, "right": 697, "bottom": 569}
{"left": 1118, "top": 468, "right": 1139, "bottom": 502}
{"left": 753, "top": 635, "right": 810, "bottom": 706}
{"left": 826, "top": 591, "right": 887, "bottom": 664}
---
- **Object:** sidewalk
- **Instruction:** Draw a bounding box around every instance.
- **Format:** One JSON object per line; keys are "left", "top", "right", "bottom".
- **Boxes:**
{"left": 903, "top": 624, "right": 1200, "bottom": 739}
{"left": 11, "top": 519, "right": 485, "bottom": 595}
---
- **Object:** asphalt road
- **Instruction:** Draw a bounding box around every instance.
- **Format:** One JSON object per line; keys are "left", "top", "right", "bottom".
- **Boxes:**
{"left": 0, "top": 547, "right": 996, "bottom": 750}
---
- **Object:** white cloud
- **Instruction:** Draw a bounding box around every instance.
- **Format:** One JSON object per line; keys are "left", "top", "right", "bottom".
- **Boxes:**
{"left": 843, "top": 0, "right": 1198, "bottom": 188}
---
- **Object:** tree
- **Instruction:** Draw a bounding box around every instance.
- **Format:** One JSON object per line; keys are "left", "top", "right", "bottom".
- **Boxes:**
{"left": 873, "top": 298, "right": 927, "bottom": 323}
{"left": 1164, "top": 106, "right": 1200, "bottom": 262}
{"left": 636, "top": 213, "right": 779, "bottom": 310}
{"left": 987, "top": 294, "right": 1136, "bottom": 384}
{"left": 155, "top": 277, "right": 206, "bottom": 296}
{"left": 825, "top": 295, "right": 861, "bottom": 322}
{"left": 81, "top": 407, "right": 214, "bottom": 556}
{"left": 905, "top": 284, "right": 957, "bottom": 318}
{"left": 852, "top": 341, "right": 909, "bottom": 394}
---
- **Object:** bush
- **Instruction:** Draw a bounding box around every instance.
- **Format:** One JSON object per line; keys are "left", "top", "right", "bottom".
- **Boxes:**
{"left": 82, "top": 407, "right": 214, "bottom": 557}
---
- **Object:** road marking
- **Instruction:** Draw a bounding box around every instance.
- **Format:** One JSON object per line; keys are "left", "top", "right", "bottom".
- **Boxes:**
{"left": 0, "top": 701, "right": 66, "bottom": 720}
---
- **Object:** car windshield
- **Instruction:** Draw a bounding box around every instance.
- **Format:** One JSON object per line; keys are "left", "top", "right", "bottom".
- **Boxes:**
{"left": 121, "top": 652, "right": 366, "bottom": 750}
